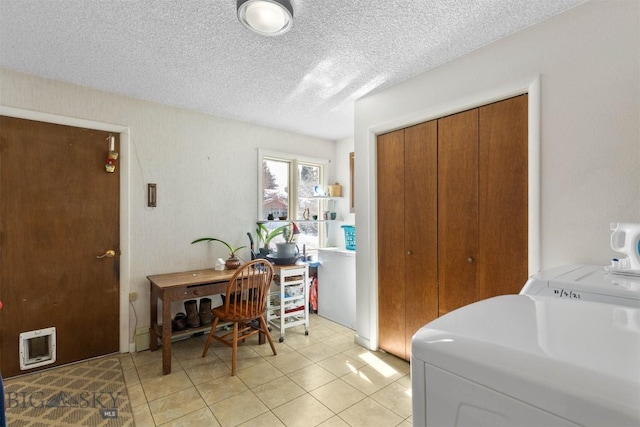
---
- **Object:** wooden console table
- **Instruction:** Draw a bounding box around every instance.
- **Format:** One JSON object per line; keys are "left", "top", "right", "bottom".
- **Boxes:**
{"left": 148, "top": 268, "right": 236, "bottom": 375}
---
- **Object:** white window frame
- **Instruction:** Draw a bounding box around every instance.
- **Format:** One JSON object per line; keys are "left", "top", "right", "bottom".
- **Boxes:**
{"left": 257, "top": 149, "right": 329, "bottom": 247}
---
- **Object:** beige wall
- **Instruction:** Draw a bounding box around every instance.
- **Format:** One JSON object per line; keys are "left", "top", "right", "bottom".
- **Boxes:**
{"left": 0, "top": 69, "right": 336, "bottom": 350}
{"left": 353, "top": 0, "right": 640, "bottom": 349}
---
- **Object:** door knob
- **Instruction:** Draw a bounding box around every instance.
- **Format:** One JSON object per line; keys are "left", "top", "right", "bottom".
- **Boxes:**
{"left": 467, "top": 256, "right": 474, "bottom": 263}
{"left": 97, "top": 250, "right": 116, "bottom": 259}
{"left": 406, "top": 250, "right": 413, "bottom": 256}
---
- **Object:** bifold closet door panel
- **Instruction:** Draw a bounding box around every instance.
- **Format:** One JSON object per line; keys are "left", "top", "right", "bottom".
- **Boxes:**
{"left": 377, "top": 129, "right": 407, "bottom": 358}
{"left": 377, "top": 94, "right": 528, "bottom": 361}
{"left": 404, "top": 120, "right": 438, "bottom": 359}
{"left": 438, "top": 109, "right": 479, "bottom": 316}
{"left": 479, "top": 95, "right": 529, "bottom": 297}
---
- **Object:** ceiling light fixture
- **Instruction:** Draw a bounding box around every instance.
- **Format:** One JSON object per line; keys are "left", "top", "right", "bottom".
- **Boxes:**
{"left": 237, "top": 0, "right": 293, "bottom": 36}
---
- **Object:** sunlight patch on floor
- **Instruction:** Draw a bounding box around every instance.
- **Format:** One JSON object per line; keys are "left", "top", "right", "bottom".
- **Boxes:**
{"left": 358, "top": 351, "right": 397, "bottom": 378}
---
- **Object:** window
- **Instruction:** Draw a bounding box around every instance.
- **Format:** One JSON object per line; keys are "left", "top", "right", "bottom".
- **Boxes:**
{"left": 258, "top": 150, "right": 328, "bottom": 250}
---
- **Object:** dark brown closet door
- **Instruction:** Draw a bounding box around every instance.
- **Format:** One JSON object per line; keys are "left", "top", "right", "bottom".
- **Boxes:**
{"left": 478, "top": 95, "right": 529, "bottom": 297}
{"left": 377, "top": 129, "right": 406, "bottom": 358}
{"left": 438, "top": 109, "right": 479, "bottom": 316}
{"left": 404, "top": 120, "right": 438, "bottom": 359}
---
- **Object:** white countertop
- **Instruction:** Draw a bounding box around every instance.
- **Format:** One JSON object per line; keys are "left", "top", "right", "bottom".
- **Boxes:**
{"left": 317, "top": 247, "right": 356, "bottom": 257}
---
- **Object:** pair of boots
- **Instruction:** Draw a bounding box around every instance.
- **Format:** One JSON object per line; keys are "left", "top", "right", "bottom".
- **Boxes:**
{"left": 184, "top": 298, "right": 212, "bottom": 328}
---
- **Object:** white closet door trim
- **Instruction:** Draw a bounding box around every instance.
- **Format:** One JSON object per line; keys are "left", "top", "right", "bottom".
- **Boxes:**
{"left": 364, "top": 75, "right": 541, "bottom": 351}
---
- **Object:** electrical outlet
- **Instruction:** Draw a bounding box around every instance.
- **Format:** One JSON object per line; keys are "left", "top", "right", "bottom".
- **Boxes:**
{"left": 129, "top": 292, "right": 138, "bottom": 301}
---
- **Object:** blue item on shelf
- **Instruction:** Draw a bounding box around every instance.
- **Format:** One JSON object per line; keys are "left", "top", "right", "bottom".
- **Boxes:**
{"left": 342, "top": 225, "right": 356, "bottom": 250}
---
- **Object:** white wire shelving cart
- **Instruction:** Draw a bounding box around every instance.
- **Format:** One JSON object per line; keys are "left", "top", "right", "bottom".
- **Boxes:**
{"left": 266, "top": 264, "right": 310, "bottom": 342}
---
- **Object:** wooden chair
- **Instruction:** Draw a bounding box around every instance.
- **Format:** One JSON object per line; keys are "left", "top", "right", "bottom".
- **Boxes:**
{"left": 201, "top": 259, "right": 277, "bottom": 375}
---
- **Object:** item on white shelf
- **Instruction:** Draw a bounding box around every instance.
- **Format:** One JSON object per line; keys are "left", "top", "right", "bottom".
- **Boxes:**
{"left": 328, "top": 183, "right": 342, "bottom": 197}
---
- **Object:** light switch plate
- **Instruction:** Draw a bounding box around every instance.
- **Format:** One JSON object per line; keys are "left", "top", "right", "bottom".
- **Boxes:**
{"left": 147, "top": 183, "right": 157, "bottom": 207}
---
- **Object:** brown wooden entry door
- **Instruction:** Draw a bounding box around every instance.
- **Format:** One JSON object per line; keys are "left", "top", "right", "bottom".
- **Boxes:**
{"left": 0, "top": 116, "right": 120, "bottom": 378}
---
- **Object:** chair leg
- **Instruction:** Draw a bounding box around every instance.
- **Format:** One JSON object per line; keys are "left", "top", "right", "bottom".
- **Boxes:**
{"left": 259, "top": 315, "right": 277, "bottom": 356}
{"left": 231, "top": 322, "right": 239, "bottom": 376}
{"left": 202, "top": 317, "right": 220, "bottom": 358}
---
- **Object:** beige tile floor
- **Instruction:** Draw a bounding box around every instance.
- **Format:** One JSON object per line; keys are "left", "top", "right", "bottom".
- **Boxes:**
{"left": 123, "top": 314, "right": 412, "bottom": 426}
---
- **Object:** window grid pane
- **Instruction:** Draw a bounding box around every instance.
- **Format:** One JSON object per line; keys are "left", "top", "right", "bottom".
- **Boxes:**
{"left": 262, "top": 158, "right": 290, "bottom": 220}
{"left": 298, "top": 163, "right": 321, "bottom": 250}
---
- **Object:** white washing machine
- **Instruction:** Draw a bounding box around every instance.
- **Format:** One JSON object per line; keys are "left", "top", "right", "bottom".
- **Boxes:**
{"left": 520, "top": 264, "right": 640, "bottom": 308}
{"left": 411, "top": 265, "right": 640, "bottom": 427}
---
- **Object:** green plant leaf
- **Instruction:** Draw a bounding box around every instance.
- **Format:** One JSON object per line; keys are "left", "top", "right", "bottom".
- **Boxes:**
{"left": 266, "top": 225, "right": 288, "bottom": 243}
{"left": 191, "top": 237, "right": 246, "bottom": 255}
{"left": 255, "top": 223, "right": 288, "bottom": 247}
{"left": 256, "top": 223, "right": 268, "bottom": 242}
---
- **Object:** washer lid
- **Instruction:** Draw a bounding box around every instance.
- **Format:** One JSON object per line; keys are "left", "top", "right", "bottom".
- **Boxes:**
{"left": 520, "top": 264, "right": 640, "bottom": 306}
{"left": 412, "top": 294, "right": 640, "bottom": 426}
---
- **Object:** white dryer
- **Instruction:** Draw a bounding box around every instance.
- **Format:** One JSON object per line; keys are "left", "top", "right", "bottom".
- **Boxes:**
{"left": 411, "top": 265, "right": 640, "bottom": 427}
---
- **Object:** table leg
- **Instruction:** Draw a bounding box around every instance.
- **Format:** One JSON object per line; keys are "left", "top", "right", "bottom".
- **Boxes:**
{"left": 161, "top": 298, "right": 172, "bottom": 374}
{"left": 149, "top": 284, "right": 158, "bottom": 352}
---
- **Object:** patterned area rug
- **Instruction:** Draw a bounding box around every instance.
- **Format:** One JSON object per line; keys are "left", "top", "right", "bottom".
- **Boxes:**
{"left": 3, "top": 356, "right": 133, "bottom": 426}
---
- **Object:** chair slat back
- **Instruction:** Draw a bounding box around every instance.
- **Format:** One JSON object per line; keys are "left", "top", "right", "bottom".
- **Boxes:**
{"left": 222, "top": 259, "right": 274, "bottom": 317}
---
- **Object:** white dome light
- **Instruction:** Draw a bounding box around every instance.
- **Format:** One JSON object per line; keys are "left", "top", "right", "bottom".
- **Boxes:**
{"left": 237, "top": 0, "right": 293, "bottom": 36}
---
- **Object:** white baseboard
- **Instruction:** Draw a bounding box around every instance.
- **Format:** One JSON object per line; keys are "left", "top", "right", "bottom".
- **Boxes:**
{"left": 354, "top": 333, "right": 372, "bottom": 350}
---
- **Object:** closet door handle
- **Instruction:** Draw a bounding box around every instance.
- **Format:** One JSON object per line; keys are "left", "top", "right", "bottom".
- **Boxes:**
{"left": 467, "top": 256, "right": 474, "bottom": 263}
{"left": 406, "top": 250, "right": 413, "bottom": 256}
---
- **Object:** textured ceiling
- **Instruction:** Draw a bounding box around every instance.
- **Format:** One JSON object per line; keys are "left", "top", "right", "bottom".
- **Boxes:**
{"left": 0, "top": 0, "right": 584, "bottom": 140}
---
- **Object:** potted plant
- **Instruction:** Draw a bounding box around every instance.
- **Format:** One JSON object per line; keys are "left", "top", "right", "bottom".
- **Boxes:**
{"left": 191, "top": 237, "right": 247, "bottom": 269}
{"left": 255, "top": 223, "right": 288, "bottom": 255}
{"left": 276, "top": 222, "right": 300, "bottom": 258}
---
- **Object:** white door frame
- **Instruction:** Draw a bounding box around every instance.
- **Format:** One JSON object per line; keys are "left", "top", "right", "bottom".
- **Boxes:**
{"left": 1, "top": 105, "right": 131, "bottom": 354}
